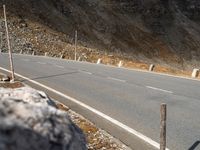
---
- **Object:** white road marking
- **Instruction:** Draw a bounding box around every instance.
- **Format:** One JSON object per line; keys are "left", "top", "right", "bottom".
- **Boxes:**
{"left": 54, "top": 65, "right": 64, "bottom": 68}
{"left": 0, "top": 66, "right": 169, "bottom": 150}
{"left": 21, "top": 59, "right": 30, "bottom": 62}
{"left": 37, "top": 62, "right": 46, "bottom": 65}
{"left": 146, "top": 86, "right": 173, "bottom": 94}
{"left": 79, "top": 70, "right": 92, "bottom": 75}
{"left": 107, "top": 77, "right": 126, "bottom": 83}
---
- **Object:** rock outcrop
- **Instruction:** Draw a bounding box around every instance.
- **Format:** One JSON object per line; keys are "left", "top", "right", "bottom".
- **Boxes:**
{"left": 0, "top": 87, "right": 87, "bottom": 150}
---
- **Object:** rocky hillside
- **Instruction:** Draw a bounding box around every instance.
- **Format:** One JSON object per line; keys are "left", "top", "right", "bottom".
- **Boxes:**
{"left": 0, "top": 0, "right": 200, "bottom": 69}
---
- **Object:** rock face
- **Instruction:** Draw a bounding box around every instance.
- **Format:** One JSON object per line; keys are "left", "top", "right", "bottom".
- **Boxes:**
{"left": 0, "top": 0, "right": 200, "bottom": 68}
{"left": 0, "top": 87, "right": 87, "bottom": 150}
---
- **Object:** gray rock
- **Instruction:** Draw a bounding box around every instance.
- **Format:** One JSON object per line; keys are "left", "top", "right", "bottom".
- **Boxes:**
{"left": 0, "top": 87, "right": 87, "bottom": 150}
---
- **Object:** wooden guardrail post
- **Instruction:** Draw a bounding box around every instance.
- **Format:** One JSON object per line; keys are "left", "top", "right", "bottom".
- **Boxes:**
{"left": 0, "top": 32, "right": 2, "bottom": 53}
{"left": 3, "top": 4, "right": 15, "bottom": 82}
{"left": 74, "top": 30, "right": 77, "bottom": 61}
{"left": 160, "top": 103, "right": 167, "bottom": 150}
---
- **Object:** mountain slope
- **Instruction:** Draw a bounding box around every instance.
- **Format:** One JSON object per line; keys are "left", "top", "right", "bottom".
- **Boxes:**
{"left": 0, "top": 0, "right": 200, "bottom": 69}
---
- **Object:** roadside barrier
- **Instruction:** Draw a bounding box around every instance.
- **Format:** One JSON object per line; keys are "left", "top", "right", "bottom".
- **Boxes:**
{"left": 149, "top": 64, "right": 155, "bottom": 71}
{"left": 192, "top": 69, "right": 199, "bottom": 78}
{"left": 97, "top": 58, "right": 101, "bottom": 64}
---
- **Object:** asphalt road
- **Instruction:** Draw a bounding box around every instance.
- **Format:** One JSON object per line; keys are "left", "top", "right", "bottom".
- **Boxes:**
{"left": 0, "top": 53, "right": 200, "bottom": 150}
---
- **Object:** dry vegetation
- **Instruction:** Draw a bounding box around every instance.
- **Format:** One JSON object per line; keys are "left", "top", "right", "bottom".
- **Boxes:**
{"left": 0, "top": 81, "right": 24, "bottom": 88}
{"left": 0, "top": 74, "right": 24, "bottom": 88}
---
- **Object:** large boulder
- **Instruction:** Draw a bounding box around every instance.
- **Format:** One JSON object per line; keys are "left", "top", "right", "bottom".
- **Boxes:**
{"left": 0, "top": 87, "right": 87, "bottom": 150}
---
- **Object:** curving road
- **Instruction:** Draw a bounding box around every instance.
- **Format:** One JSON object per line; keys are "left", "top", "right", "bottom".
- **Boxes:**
{"left": 0, "top": 53, "right": 200, "bottom": 150}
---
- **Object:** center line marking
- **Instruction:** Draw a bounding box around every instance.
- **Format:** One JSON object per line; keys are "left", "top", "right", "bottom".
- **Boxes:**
{"left": 107, "top": 77, "right": 126, "bottom": 82}
{"left": 22, "top": 59, "right": 30, "bottom": 62}
{"left": 146, "top": 86, "right": 173, "bottom": 94}
{"left": 37, "top": 62, "right": 46, "bottom": 65}
{"left": 54, "top": 65, "right": 64, "bottom": 68}
{"left": 79, "top": 70, "right": 92, "bottom": 75}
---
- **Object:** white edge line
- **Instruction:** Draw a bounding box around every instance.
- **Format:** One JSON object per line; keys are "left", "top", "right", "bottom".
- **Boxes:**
{"left": 146, "top": 86, "right": 173, "bottom": 94}
{"left": 0, "top": 66, "right": 170, "bottom": 150}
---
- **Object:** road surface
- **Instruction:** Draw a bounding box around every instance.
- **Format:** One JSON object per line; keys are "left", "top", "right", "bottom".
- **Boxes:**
{"left": 0, "top": 53, "right": 200, "bottom": 150}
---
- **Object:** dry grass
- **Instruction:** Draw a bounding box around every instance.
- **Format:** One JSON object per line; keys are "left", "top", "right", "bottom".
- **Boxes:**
{"left": 154, "top": 65, "right": 192, "bottom": 77}
{"left": 124, "top": 61, "right": 149, "bottom": 70}
{"left": 0, "top": 82, "right": 24, "bottom": 89}
{"left": 0, "top": 73, "right": 24, "bottom": 89}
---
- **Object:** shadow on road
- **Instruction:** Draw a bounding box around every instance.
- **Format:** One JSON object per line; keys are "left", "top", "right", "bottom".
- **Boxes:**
{"left": 188, "top": 141, "right": 200, "bottom": 150}
{"left": 21, "top": 71, "right": 79, "bottom": 82}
